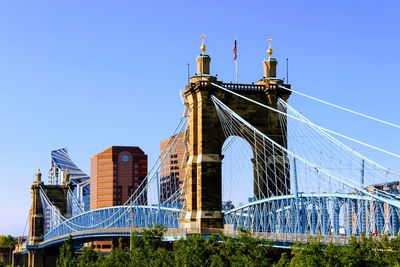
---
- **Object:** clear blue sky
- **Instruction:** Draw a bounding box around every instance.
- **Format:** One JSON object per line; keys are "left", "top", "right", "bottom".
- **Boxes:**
{"left": 1, "top": 1, "right": 399, "bottom": 236}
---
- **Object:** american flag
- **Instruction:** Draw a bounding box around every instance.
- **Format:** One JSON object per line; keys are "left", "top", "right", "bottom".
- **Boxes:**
{"left": 233, "top": 39, "right": 237, "bottom": 60}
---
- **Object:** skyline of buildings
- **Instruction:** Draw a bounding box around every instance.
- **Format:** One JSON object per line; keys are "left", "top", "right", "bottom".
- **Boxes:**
{"left": 43, "top": 134, "right": 189, "bottom": 213}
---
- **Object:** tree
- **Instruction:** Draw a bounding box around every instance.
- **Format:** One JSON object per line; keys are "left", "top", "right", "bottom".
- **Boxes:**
{"left": 101, "top": 238, "right": 130, "bottom": 267}
{"left": 227, "top": 230, "right": 273, "bottom": 267}
{"left": 174, "top": 229, "right": 274, "bottom": 267}
{"left": 322, "top": 242, "right": 344, "bottom": 267}
{"left": 382, "top": 235, "right": 400, "bottom": 265}
{"left": 77, "top": 246, "right": 102, "bottom": 267}
{"left": 130, "top": 231, "right": 147, "bottom": 266}
{"left": 274, "top": 253, "right": 290, "bottom": 267}
{"left": 141, "top": 225, "right": 166, "bottom": 256}
{"left": 174, "top": 234, "right": 215, "bottom": 267}
{"left": 0, "top": 235, "right": 16, "bottom": 249}
{"left": 130, "top": 225, "right": 174, "bottom": 267}
{"left": 288, "top": 235, "right": 400, "bottom": 267}
{"left": 56, "top": 235, "right": 76, "bottom": 267}
{"left": 290, "top": 238, "right": 326, "bottom": 267}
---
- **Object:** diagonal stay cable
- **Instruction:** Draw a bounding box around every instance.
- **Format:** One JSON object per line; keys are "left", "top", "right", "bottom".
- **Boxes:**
{"left": 212, "top": 82, "right": 400, "bottom": 160}
{"left": 279, "top": 85, "right": 400, "bottom": 129}
{"left": 217, "top": 96, "right": 348, "bottom": 197}
{"left": 210, "top": 94, "right": 400, "bottom": 208}
{"left": 278, "top": 98, "right": 400, "bottom": 179}
{"left": 215, "top": 102, "right": 288, "bottom": 198}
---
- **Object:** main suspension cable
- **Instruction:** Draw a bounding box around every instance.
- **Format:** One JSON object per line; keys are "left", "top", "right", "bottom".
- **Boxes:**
{"left": 279, "top": 85, "right": 400, "bottom": 129}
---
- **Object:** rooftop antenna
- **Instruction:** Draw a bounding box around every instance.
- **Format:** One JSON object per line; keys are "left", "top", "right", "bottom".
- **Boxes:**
{"left": 286, "top": 58, "right": 289, "bottom": 84}
{"left": 187, "top": 63, "right": 190, "bottom": 83}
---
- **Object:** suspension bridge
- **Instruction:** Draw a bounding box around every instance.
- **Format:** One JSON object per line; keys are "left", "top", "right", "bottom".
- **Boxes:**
{"left": 17, "top": 41, "right": 400, "bottom": 266}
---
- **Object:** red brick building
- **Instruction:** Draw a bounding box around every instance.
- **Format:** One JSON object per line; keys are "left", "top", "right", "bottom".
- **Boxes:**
{"left": 90, "top": 146, "right": 148, "bottom": 209}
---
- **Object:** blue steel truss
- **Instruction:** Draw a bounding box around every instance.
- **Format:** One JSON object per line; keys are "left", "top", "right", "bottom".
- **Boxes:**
{"left": 43, "top": 205, "right": 181, "bottom": 240}
{"left": 42, "top": 192, "right": 400, "bottom": 242}
{"left": 223, "top": 193, "right": 400, "bottom": 236}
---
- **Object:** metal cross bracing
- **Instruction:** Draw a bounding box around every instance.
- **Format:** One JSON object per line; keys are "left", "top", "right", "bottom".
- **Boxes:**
{"left": 223, "top": 193, "right": 399, "bottom": 236}
{"left": 42, "top": 203, "right": 181, "bottom": 240}
{"left": 36, "top": 83, "right": 400, "bottom": 245}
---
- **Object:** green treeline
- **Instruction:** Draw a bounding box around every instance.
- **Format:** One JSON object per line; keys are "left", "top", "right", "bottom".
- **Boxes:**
{"left": 0, "top": 235, "right": 15, "bottom": 249}
{"left": 57, "top": 226, "right": 400, "bottom": 267}
{"left": 0, "top": 235, "right": 16, "bottom": 267}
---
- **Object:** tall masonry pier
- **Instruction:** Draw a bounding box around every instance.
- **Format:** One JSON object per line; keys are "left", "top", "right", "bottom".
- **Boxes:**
{"left": 25, "top": 169, "right": 73, "bottom": 267}
{"left": 181, "top": 38, "right": 291, "bottom": 230}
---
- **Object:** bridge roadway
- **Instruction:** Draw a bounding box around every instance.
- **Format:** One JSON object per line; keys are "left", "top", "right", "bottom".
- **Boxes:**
{"left": 32, "top": 191, "right": 400, "bottom": 253}
{"left": 36, "top": 192, "right": 397, "bottom": 250}
{"left": 27, "top": 226, "right": 360, "bottom": 250}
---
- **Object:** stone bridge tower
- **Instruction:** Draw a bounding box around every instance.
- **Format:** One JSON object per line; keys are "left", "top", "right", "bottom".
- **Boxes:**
{"left": 26, "top": 169, "right": 72, "bottom": 267}
{"left": 181, "top": 38, "right": 291, "bottom": 230}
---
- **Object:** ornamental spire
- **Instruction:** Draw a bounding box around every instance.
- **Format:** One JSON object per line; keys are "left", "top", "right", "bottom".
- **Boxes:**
{"left": 200, "top": 33, "right": 206, "bottom": 55}
{"left": 267, "top": 38, "right": 273, "bottom": 59}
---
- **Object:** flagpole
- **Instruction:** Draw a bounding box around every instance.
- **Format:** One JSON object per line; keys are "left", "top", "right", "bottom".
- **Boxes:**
{"left": 235, "top": 57, "right": 238, "bottom": 83}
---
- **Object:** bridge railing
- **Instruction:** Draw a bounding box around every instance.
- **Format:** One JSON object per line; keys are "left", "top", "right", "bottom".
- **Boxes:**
{"left": 221, "top": 83, "right": 265, "bottom": 91}
{"left": 223, "top": 193, "right": 400, "bottom": 237}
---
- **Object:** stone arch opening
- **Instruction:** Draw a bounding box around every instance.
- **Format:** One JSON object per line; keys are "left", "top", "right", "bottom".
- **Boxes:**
{"left": 221, "top": 136, "right": 254, "bottom": 211}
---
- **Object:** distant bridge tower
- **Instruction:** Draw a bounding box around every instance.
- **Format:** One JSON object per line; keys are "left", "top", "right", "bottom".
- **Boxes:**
{"left": 181, "top": 37, "right": 291, "bottom": 230}
{"left": 27, "top": 169, "right": 72, "bottom": 267}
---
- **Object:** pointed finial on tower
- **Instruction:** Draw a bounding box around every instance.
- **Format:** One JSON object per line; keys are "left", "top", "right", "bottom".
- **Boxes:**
{"left": 262, "top": 38, "right": 277, "bottom": 79}
{"left": 200, "top": 33, "right": 206, "bottom": 55}
{"left": 267, "top": 38, "right": 273, "bottom": 59}
{"left": 35, "top": 168, "right": 42, "bottom": 182}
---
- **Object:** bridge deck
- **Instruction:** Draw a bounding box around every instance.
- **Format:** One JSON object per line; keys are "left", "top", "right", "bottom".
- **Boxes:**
{"left": 28, "top": 227, "right": 367, "bottom": 250}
